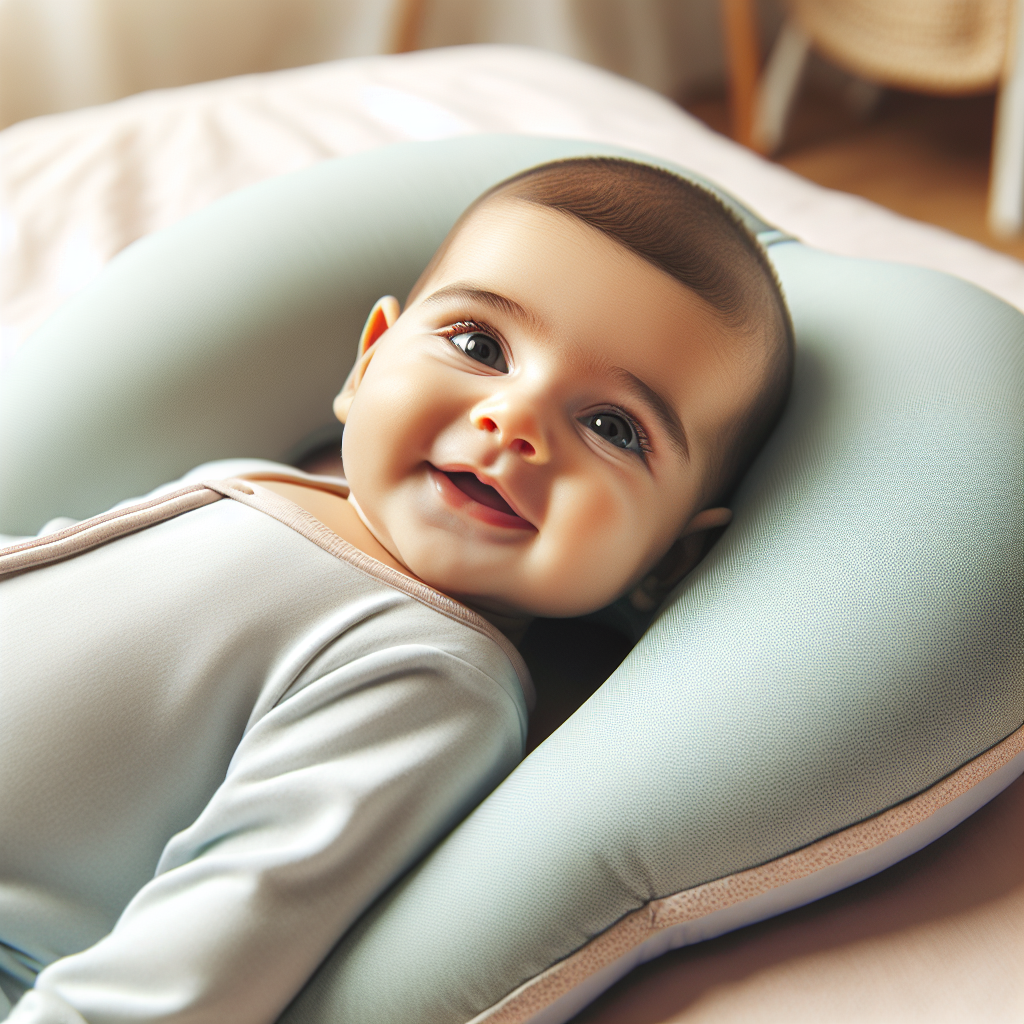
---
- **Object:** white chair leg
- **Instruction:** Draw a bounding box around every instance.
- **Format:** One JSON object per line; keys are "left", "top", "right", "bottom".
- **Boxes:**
{"left": 989, "top": 0, "right": 1024, "bottom": 236}
{"left": 752, "top": 19, "right": 811, "bottom": 155}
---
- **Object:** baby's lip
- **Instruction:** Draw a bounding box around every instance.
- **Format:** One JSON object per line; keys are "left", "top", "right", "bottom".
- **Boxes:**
{"left": 430, "top": 464, "right": 536, "bottom": 531}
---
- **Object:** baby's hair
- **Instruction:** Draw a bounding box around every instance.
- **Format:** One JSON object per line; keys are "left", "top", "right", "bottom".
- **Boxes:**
{"left": 410, "top": 157, "right": 794, "bottom": 506}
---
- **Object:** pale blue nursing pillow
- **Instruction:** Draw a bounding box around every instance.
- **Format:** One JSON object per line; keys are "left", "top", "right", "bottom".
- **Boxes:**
{"left": 2, "top": 136, "right": 1021, "bottom": 1024}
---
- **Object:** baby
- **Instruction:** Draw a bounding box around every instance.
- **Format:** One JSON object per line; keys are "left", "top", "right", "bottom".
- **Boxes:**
{"left": 0, "top": 158, "right": 792, "bottom": 1024}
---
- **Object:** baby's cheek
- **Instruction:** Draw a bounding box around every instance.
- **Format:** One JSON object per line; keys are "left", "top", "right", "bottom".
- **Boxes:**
{"left": 348, "top": 376, "right": 446, "bottom": 482}
{"left": 541, "top": 479, "right": 645, "bottom": 599}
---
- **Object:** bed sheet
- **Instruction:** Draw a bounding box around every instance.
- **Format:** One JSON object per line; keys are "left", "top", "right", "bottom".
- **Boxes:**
{"left": 4, "top": 43, "right": 1024, "bottom": 367}
{"left": 1, "top": 43, "right": 1021, "bottom": 1024}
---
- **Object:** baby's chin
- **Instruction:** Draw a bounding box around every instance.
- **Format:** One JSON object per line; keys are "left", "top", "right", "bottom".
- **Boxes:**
{"left": 385, "top": 517, "right": 635, "bottom": 619}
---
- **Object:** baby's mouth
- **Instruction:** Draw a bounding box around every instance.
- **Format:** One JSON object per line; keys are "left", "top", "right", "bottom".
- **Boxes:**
{"left": 446, "top": 472, "right": 518, "bottom": 516}
{"left": 431, "top": 467, "right": 535, "bottom": 531}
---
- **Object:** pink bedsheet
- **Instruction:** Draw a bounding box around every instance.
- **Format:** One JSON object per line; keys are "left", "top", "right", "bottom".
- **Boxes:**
{"left": 4, "top": 43, "right": 1024, "bottom": 368}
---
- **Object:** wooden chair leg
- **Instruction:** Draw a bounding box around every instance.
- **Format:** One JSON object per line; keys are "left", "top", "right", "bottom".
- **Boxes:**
{"left": 391, "top": 0, "right": 428, "bottom": 54}
{"left": 752, "top": 19, "right": 810, "bottom": 156}
{"left": 719, "top": 0, "right": 761, "bottom": 148}
{"left": 989, "top": 0, "right": 1024, "bottom": 235}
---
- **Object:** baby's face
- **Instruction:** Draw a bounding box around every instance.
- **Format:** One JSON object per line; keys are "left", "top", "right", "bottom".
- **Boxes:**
{"left": 339, "top": 199, "right": 759, "bottom": 618}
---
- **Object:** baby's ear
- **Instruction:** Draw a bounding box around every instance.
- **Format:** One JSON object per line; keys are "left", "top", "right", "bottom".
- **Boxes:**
{"left": 357, "top": 295, "right": 401, "bottom": 358}
{"left": 333, "top": 296, "right": 401, "bottom": 423}
{"left": 628, "top": 507, "right": 733, "bottom": 612}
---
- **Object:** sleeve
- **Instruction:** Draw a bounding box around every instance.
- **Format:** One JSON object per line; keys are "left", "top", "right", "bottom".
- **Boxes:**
{"left": 9, "top": 644, "right": 524, "bottom": 1024}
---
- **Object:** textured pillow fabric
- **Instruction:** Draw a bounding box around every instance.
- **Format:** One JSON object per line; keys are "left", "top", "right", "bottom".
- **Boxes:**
{"left": 284, "top": 222, "right": 1024, "bottom": 1024}
{"left": 1, "top": 136, "right": 1021, "bottom": 1024}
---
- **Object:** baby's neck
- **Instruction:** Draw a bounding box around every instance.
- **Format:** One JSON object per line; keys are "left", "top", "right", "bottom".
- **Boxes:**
{"left": 255, "top": 478, "right": 416, "bottom": 579}
{"left": 255, "top": 477, "right": 532, "bottom": 645}
{"left": 344, "top": 489, "right": 534, "bottom": 643}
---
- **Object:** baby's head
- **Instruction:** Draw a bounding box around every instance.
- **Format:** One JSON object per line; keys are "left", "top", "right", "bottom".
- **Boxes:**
{"left": 334, "top": 158, "right": 793, "bottom": 622}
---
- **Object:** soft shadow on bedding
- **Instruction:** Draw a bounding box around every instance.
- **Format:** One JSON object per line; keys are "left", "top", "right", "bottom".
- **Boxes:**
{"left": 519, "top": 617, "right": 633, "bottom": 753}
{"left": 570, "top": 771, "right": 1024, "bottom": 1023}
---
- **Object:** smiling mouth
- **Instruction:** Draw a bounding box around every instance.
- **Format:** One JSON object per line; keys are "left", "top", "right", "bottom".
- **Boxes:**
{"left": 431, "top": 467, "right": 535, "bottom": 531}
{"left": 446, "top": 472, "right": 517, "bottom": 515}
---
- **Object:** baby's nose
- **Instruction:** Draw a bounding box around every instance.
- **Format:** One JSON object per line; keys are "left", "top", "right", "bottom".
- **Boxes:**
{"left": 509, "top": 437, "right": 536, "bottom": 458}
{"left": 471, "top": 398, "right": 550, "bottom": 464}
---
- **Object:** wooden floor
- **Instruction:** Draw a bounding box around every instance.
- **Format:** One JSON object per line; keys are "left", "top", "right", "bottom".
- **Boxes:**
{"left": 685, "top": 87, "right": 1024, "bottom": 264}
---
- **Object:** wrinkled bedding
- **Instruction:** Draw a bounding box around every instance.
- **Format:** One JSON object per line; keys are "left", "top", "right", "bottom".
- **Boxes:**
{"left": 3, "top": 43, "right": 1024, "bottom": 370}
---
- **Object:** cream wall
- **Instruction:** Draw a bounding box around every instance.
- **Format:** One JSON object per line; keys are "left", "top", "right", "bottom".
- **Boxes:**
{"left": 0, "top": 0, "right": 777, "bottom": 129}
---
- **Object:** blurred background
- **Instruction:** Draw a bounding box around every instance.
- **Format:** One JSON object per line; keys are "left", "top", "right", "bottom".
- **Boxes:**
{"left": 0, "top": 0, "right": 1021, "bottom": 257}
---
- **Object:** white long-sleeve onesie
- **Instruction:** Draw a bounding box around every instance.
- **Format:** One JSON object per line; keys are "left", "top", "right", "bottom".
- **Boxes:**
{"left": 0, "top": 468, "right": 530, "bottom": 1023}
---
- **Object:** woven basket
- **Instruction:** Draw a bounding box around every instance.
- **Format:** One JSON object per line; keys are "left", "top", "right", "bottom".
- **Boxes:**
{"left": 789, "top": 0, "right": 1011, "bottom": 93}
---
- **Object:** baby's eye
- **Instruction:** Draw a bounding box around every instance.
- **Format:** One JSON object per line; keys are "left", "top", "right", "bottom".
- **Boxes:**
{"left": 449, "top": 331, "right": 508, "bottom": 372}
{"left": 582, "top": 412, "right": 643, "bottom": 454}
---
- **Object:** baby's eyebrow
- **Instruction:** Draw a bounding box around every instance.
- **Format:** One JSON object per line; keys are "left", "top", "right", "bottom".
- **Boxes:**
{"left": 422, "top": 282, "right": 688, "bottom": 462}
{"left": 420, "top": 283, "right": 544, "bottom": 332}
{"left": 611, "top": 367, "right": 690, "bottom": 462}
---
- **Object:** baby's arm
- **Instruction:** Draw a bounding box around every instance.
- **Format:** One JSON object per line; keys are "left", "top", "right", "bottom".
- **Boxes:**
{"left": 9, "top": 645, "right": 523, "bottom": 1024}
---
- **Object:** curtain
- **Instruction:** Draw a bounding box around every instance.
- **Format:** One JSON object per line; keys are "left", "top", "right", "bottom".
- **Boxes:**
{"left": 0, "top": 0, "right": 745, "bottom": 129}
